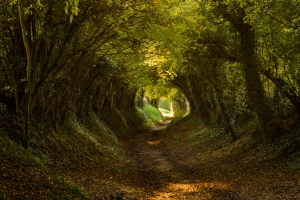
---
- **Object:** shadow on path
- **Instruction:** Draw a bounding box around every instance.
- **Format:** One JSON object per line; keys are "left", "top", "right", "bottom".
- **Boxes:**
{"left": 122, "top": 121, "right": 240, "bottom": 199}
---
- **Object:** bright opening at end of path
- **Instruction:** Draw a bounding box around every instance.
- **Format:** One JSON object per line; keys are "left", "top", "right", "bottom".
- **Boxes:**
{"left": 158, "top": 107, "right": 174, "bottom": 117}
{"left": 158, "top": 100, "right": 175, "bottom": 117}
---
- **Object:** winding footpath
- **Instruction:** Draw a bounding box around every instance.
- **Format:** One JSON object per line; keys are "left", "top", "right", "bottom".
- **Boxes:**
{"left": 123, "top": 122, "right": 239, "bottom": 199}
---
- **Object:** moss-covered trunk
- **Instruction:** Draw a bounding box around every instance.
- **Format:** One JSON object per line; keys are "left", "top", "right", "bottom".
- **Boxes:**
{"left": 216, "top": 3, "right": 274, "bottom": 139}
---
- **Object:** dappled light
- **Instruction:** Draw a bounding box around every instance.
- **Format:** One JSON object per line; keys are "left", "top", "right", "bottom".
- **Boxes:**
{"left": 149, "top": 182, "right": 230, "bottom": 199}
{"left": 136, "top": 84, "right": 189, "bottom": 121}
{"left": 167, "top": 182, "right": 229, "bottom": 193}
{"left": 147, "top": 140, "right": 162, "bottom": 146}
{"left": 1, "top": 0, "right": 300, "bottom": 199}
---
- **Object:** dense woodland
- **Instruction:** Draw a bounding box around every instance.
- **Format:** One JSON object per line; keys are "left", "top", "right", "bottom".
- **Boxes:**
{"left": 1, "top": 0, "right": 300, "bottom": 145}
{"left": 1, "top": 0, "right": 300, "bottom": 199}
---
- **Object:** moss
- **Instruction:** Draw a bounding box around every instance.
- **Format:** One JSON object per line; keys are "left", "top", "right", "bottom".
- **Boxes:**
{"left": 0, "top": 127, "right": 90, "bottom": 199}
{"left": 143, "top": 105, "right": 164, "bottom": 123}
{"left": 136, "top": 106, "right": 154, "bottom": 127}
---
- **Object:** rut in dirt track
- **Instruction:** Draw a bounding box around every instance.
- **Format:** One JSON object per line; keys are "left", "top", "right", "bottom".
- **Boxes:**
{"left": 123, "top": 122, "right": 239, "bottom": 199}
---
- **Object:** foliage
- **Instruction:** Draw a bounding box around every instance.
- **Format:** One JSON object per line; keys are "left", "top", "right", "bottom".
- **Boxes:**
{"left": 0, "top": 128, "right": 90, "bottom": 199}
{"left": 158, "top": 107, "right": 172, "bottom": 116}
{"left": 136, "top": 106, "right": 155, "bottom": 127}
{"left": 1, "top": 0, "right": 300, "bottom": 197}
{"left": 142, "top": 105, "right": 165, "bottom": 123}
{"left": 254, "top": 130, "right": 300, "bottom": 162}
{"left": 162, "top": 0, "right": 300, "bottom": 142}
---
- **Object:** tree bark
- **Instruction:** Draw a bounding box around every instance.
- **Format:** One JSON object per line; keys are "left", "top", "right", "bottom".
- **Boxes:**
{"left": 17, "top": 0, "right": 32, "bottom": 149}
{"left": 240, "top": 24, "right": 274, "bottom": 130}
{"left": 262, "top": 69, "right": 300, "bottom": 114}
{"left": 216, "top": 3, "right": 274, "bottom": 138}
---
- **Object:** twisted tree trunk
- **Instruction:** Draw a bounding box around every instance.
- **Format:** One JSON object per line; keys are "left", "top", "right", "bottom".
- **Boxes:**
{"left": 215, "top": 2, "right": 274, "bottom": 139}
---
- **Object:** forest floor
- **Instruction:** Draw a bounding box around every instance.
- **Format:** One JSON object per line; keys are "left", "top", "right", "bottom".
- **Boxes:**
{"left": 2, "top": 120, "right": 300, "bottom": 199}
{"left": 93, "top": 121, "right": 300, "bottom": 200}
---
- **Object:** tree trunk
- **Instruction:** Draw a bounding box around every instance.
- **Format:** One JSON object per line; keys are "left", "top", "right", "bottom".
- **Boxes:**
{"left": 17, "top": 0, "right": 32, "bottom": 149}
{"left": 239, "top": 22, "right": 274, "bottom": 136}
{"left": 262, "top": 69, "right": 300, "bottom": 115}
{"left": 216, "top": 3, "right": 274, "bottom": 139}
{"left": 188, "top": 75, "right": 211, "bottom": 124}
{"left": 211, "top": 62, "right": 238, "bottom": 141}
{"left": 150, "top": 98, "right": 159, "bottom": 108}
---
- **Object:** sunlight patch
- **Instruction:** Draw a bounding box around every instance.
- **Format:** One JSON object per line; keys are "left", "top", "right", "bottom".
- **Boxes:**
{"left": 168, "top": 183, "right": 200, "bottom": 193}
{"left": 149, "top": 182, "right": 229, "bottom": 199}
{"left": 168, "top": 182, "right": 228, "bottom": 192}
{"left": 158, "top": 108, "right": 174, "bottom": 117}
{"left": 147, "top": 140, "right": 161, "bottom": 145}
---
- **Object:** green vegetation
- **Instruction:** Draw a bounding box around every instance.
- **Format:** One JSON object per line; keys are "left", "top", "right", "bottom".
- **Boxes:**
{"left": 158, "top": 101, "right": 171, "bottom": 111}
{"left": 0, "top": 128, "right": 90, "bottom": 199}
{"left": 158, "top": 107, "right": 173, "bottom": 117}
{"left": 1, "top": 0, "right": 300, "bottom": 198}
{"left": 136, "top": 105, "right": 165, "bottom": 127}
{"left": 143, "top": 105, "right": 165, "bottom": 123}
{"left": 136, "top": 106, "right": 154, "bottom": 127}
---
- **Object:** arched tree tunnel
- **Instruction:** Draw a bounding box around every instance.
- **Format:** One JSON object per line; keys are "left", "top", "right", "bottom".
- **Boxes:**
{"left": 1, "top": 0, "right": 300, "bottom": 199}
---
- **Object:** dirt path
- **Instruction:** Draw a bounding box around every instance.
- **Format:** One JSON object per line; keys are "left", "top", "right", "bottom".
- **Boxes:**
{"left": 64, "top": 121, "right": 300, "bottom": 199}
{"left": 122, "top": 122, "right": 240, "bottom": 199}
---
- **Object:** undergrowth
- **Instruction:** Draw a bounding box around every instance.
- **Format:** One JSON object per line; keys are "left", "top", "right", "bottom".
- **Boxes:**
{"left": 143, "top": 105, "right": 164, "bottom": 123}
{"left": 252, "top": 130, "right": 300, "bottom": 165}
{"left": 0, "top": 128, "right": 90, "bottom": 199}
{"left": 136, "top": 106, "right": 154, "bottom": 127}
{"left": 136, "top": 105, "right": 164, "bottom": 127}
{"left": 165, "top": 114, "right": 300, "bottom": 168}
{"left": 103, "top": 107, "right": 148, "bottom": 136}
{"left": 0, "top": 105, "right": 144, "bottom": 199}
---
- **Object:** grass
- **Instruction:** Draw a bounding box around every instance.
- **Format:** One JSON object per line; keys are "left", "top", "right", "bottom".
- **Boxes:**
{"left": 0, "top": 128, "right": 44, "bottom": 167}
{"left": 1, "top": 100, "right": 300, "bottom": 199}
{"left": 136, "top": 106, "right": 154, "bottom": 127}
{"left": 143, "top": 105, "right": 165, "bottom": 123}
{"left": 136, "top": 105, "right": 165, "bottom": 127}
{"left": 285, "top": 155, "right": 300, "bottom": 170}
{"left": 0, "top": 107, "right": 137, "bottom": 199}
{"left": 252, "top": 130, "right": 300, "bottom": 163}
{"left": 0, "top": 128, "right": 90, "bottom": 199}
{"left": 166, "top": 113, "right": 300, "bottom": 172}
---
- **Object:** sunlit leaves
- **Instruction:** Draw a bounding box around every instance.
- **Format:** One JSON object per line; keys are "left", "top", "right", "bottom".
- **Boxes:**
{"left": 143, "top": 82, "right": 178, "bottom": 101}
{"left": 65, "top": 0, "right": 80, "bottom": 22}
{"left": 107, "top": 0, "right": 113, "bottom": 5}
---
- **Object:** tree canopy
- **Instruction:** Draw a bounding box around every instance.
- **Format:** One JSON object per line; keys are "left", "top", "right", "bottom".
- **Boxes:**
{"left": 1, "top": 0, "right": 300, "bottom": 147}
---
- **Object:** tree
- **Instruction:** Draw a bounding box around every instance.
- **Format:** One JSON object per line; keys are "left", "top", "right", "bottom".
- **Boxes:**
{"left": 17, "top": 0, "right": 31, "bottom": 149}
